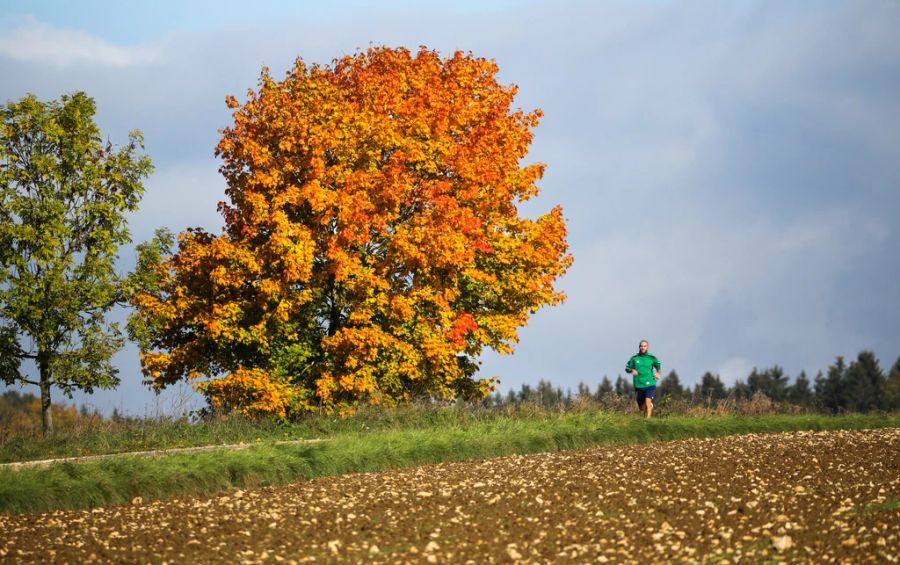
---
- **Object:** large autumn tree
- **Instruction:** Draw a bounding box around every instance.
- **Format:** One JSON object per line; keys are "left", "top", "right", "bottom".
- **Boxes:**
{"left": 129, "top": 46, "right": 571, "bottom": 415}
{"left": 0, "top": 92, "right": 152, "bottom": 432}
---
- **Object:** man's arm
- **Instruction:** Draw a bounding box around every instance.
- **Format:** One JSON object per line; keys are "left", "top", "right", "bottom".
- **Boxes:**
{"left": 653, "top": 359, "right": 662, "bottom": 380}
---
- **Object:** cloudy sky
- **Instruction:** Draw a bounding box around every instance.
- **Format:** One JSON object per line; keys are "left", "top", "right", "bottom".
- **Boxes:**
{"left": 2, "top": 0, "right": 899, "bottom": 416}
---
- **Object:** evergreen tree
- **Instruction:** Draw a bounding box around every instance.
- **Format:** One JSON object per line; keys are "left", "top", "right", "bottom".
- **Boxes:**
{"left": 536, "top": 380, "right": 562, "bottom": 408}
{"left": 731, "top": 379, "right": 752, "bottom": 400}
{"left": 517, "top": 383, "right": 534, "bottom": 403}
{"left": 809, "top": 370, "right": 824, "bottom": 409}
{"left": 787, "top": 370, "right": 813, "bottom": 406}
{"left": 657, "top": 370, "right": 685, "bottom": 399}
{"left": 746, "top": 368, "right": 763, "bottom": 396}
{"left": 884, "top": 357, "right": 900, "bottom": 411}
{"left": 844, "top": 351, "right": 884, "bottom": 412}
{"left": 696, "top": 372, "right": 727, "bottom": 401}
{"left": 596, "top": 376, "right": 613, "bottom": 399}
{"left": 747, "top": 365, "right": 789, "bottom": 401}
{"left": 576, "top": 382, "right": 592, "bottom": 401}
{"left": 816, "top": 357, "right": 847, "bottom": 414}
{"left": 1, "top": 389, "right": 33, "bottom": 411}
{"left": 615, "top": 375, "right": 634, "bottom": 396}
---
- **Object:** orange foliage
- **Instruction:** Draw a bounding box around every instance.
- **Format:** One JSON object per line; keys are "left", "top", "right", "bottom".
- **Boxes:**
{"left": 196, "top": 368, "right": 296, "bottom": 417}
{"left": 131, "top": 46, "right": 571, "bottom": 415}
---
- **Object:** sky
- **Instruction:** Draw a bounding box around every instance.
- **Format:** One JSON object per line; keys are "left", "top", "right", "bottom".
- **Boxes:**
{"left": 1, "top": 0, "right": 899, "bottom": 416}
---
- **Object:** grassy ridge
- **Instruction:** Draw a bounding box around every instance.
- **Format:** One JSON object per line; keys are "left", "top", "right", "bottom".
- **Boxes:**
{"left": 0, "top": 416, "right": 314, "bottom": 464}
{"left": 2, "top": 411, "right": 898, "bottom": 514}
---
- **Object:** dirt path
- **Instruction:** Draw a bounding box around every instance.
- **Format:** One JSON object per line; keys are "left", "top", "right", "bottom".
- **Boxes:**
{"left": 0, "top": 438, "right": 323, "bottom": 470}
{"left": 2, "top": 428, "right": 898, "bottom": 563}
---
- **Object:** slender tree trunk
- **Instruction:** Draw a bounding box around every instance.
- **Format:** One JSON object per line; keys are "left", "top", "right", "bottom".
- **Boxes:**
{"left": 327, "top": 274, "right": 341, "bottom": 337}
{"left": 39, "top": 355, "right": 53, "bottom": 434}
{"left": 328, "top": 300, "right": 341, "bottom": 337}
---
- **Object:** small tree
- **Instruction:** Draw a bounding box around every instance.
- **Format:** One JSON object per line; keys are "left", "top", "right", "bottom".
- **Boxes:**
{"left": 614, "top": 375, "right": 634, "bottom": 396}
{"left": 786, "top": 370, "right": 813, "bottom": 406}
{"left": 595, "top": 376, "right": 613, "bottom": 399}
{"left": 657, "top": 370, "right": 685, "bottom": 399}
{"left": 576, "top": 382, "right": 592, "bottom": 401}
{"left": 883, "top": 357, "right": 900, "bottom": 411}
{"left": 695, "top": 371, "right": 727, "bottom": 401}
{"left": 731, "top": 379, "right": 752, "bottom": 400}
{"left": 747, "top": 365, "right": 789, "bottom": 402}
{"left": 0, "top": 92, "right": 151, "bottom": 433}
{"left": 517, "top": 383, "right": 535, "bottom": 404}
{"left": 844, "top": 351, "right": 884, "bottom": 412}
{"left": 816, "top": 357, "right": 847, "bottom": 414}
{"left": 530, "top": 379, "right": 562, "bottom": 408}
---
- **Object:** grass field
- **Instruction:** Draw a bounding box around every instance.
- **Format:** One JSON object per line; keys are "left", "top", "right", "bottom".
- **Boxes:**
{"left": 2, "top": 405, "right": 897, "bottom": 514}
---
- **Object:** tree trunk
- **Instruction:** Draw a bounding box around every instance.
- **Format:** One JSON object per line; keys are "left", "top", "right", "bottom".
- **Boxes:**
{"left": 39, "top": 357, "right": 53, "bottom": 434}
{"left": 327, "top": 274, "right": 341, "bottom": 337}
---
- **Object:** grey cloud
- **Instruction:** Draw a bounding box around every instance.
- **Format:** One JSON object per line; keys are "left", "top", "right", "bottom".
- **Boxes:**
{"left": 2, "top": 1, "right": 899, "bottom": 413}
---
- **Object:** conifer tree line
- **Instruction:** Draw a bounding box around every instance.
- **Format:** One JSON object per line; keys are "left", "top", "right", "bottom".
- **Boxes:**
{"left": 493, "top": 351, "right": 900, "bottom": 414}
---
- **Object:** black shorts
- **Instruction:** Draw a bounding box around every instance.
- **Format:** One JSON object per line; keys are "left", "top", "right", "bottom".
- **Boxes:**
{"left": 635, "top": 385, "right": 656, "bottom": 407}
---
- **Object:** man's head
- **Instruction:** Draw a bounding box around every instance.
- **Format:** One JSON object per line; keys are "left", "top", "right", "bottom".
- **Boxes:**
{"left": 639, "top": 340, "right": 649, "bottom": 354}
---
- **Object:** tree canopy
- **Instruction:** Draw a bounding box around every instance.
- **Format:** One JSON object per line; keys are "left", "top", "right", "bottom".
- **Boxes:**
{"left": 129, "top": 46, "right": 571, "bottom": 415}
{"left": 0, "top": 92, "right": 152, "bottom": 432}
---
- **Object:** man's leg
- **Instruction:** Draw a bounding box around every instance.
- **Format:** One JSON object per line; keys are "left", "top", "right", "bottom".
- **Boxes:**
{"left": 643, "top": 386, "right": 656, "bottom": 417}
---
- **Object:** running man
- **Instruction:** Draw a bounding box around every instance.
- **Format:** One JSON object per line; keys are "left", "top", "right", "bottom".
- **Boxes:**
{"left": 625, "top": 340, "right": 662, "bottom": 417}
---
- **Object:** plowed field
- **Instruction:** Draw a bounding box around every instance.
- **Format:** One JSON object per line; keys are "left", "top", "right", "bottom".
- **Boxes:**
{"left": 2, "top": 428, "right": 898, "bottom": 563}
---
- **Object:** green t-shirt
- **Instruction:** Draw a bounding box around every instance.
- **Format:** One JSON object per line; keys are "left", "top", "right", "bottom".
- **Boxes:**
{"left": 625, "top": 352, "right": 661, "bottom": 389}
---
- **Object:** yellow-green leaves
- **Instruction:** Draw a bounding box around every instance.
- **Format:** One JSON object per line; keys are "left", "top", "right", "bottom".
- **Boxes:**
{"left": 0, "top": 92, "right": 152, "bottom": 432}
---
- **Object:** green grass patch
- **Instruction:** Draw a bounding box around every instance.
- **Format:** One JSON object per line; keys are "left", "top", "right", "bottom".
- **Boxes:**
{"left": 1, "top": 411, "right": 897, "bottom": 514}
{"left": 861, "top": 498, "right": 900, "bottom": 514}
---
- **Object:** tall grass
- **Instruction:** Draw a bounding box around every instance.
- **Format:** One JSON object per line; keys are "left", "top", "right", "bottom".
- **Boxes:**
{"left": 0, "top": 391, "right": 817, "bottom": 464}
{"left": 1, "top": 402, "right": 520, "bottom": 463}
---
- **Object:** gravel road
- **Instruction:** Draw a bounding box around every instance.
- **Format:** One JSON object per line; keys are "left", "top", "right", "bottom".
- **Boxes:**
{"left": 2, "top": 427, "right": 898, "bottom": 563}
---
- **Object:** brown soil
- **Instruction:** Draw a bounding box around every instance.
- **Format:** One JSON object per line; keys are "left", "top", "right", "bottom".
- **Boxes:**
{"left": 1, "top": 428, "right": 898, "bottom": 563}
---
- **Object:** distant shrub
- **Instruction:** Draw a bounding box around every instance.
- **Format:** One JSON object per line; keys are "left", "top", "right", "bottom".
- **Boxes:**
{"left": 0, "top": 390, "right": 105, "bottom": 441}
